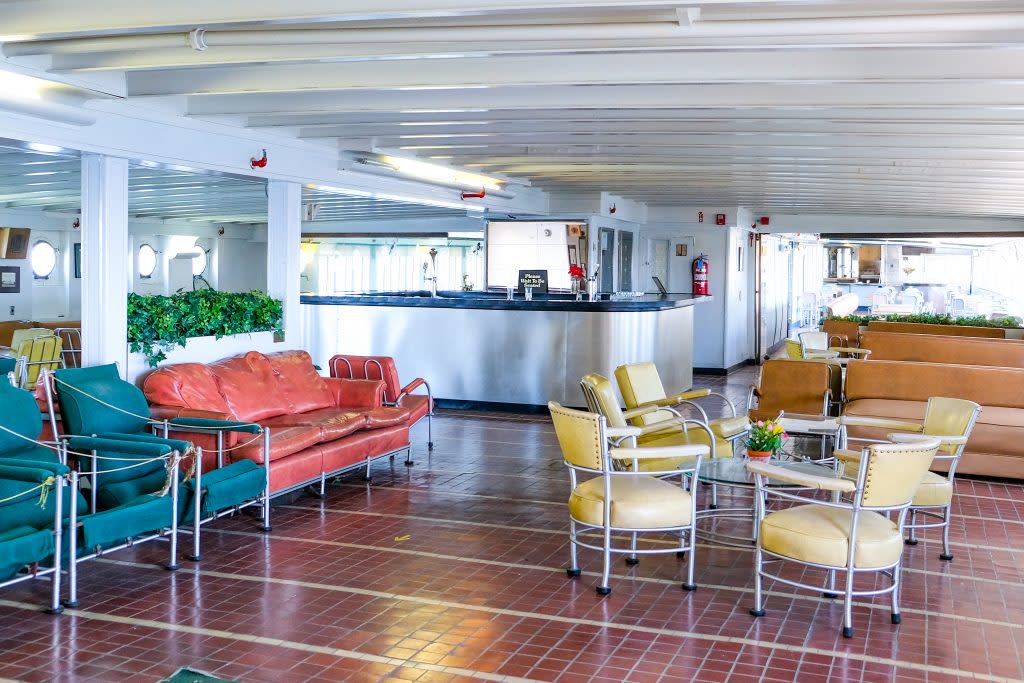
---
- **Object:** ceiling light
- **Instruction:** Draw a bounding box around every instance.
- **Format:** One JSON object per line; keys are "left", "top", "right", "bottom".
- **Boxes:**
{"left": 0, "top": 70, "right": 96, "bottom": 126}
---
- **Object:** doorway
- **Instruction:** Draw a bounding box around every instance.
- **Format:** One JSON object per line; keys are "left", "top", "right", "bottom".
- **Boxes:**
{"left": 598, "top": 227, "right": 615, "bottom": 292}
{"left": 618, "top": 230, "right": 634, "bottom": 291}
{"left": 649, "top": 239, "right": 669, "bottom": 290}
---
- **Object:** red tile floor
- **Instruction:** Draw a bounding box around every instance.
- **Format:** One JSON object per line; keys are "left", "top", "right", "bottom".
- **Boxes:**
{"left": 1, "top": 368, "right": 1022, "bottom": 682}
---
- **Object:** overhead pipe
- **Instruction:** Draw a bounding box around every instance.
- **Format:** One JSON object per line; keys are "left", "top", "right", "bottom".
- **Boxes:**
{"left": 9, "top": 13, "right": 1024, "bottom": 55}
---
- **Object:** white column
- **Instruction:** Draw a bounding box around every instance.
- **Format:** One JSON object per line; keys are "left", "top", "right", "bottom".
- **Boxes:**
{"left": 266, "top": 180, "right": 302, "bottom": 344}
{"left": 80, "top": 154, "right": 129, "bottom": 370}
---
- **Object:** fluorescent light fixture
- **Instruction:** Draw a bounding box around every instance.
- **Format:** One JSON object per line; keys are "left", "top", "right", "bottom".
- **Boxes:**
{"left": 309, "top": 183, "right": 487, "bottom": 213}
{"left": 25, "top": 143, "right": 65, "bottom": 154}
{"left": 359, "top": 154, "right": 506, "bottom": 192}
{"left": 399, "top": 108, "right": 489, "bottom": 114}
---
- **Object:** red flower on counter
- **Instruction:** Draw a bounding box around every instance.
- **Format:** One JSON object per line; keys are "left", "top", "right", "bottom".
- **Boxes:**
{"left": 568, "top": 265, "right": 586, "bottom": 280}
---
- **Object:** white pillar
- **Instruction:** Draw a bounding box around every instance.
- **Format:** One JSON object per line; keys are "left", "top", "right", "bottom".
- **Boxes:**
{"left": 266, "top": 181, "right": 302, "bottom": 344}
{"left": 80, "top": 154, "right": 129, "bottom": 370}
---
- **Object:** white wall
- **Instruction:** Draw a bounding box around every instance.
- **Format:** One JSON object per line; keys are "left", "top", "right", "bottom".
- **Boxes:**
{"left": 642, "top": 206, "right": 756, "bottom": 371}
{"left": 217, "top": 238, "right": 268, "bottom": 293}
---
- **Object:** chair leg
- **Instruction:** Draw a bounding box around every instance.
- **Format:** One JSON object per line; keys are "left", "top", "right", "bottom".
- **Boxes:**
{"left": 404, "top": 446, "right": 414, "bottom": 467}
{"left": 890, "top": 563, "right": 903, "bottom": 625}
{"left": 427, "top": 412, "right": 434, "bottom": 451}
{"left": 842, "top": 569, "right": 855, "bottom": 638}
{"left": 363, "top": 457, "right": 372, "bottom": 482}
{"left": 682, "top": 528, "right": 697, "bottom": 592}
{"left": 566, "top": 520, "right": 581, "bottom": 578}
{"left": 597, "top": 525, "right": 612, "bottom": 595}
{"left": 749, "top": 546, "right": 765, "bottom": 617}
{"left": 823, "top": 569, "right": 838, "bottom": 599}
{"left": 905, "top": 509, "right": 918, "bottom": 545}
{"left": 625, "top": 532, "right": 639, "bottom": 565}
{"left": 709, "top": 483, "right": 718, "bottom": 510}
{"left": 939, "top": 506, "right": 954, "bottom": 561}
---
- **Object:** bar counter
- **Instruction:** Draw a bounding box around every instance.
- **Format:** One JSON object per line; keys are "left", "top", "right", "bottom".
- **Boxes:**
{"left": 301, "top": 291, "right": 709, "bottom": 408}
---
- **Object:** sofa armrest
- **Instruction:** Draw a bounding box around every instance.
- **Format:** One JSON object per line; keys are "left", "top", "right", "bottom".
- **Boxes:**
{"left": 324, "top": 377, "right": 386, "bottom": 409}
{"left": 149, "top": 405, "right": 236, "bottom": 422}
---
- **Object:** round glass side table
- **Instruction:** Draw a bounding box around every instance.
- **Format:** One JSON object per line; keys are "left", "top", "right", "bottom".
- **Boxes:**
{"left": 694, "top": 457, "right": 841, "bottom": 547}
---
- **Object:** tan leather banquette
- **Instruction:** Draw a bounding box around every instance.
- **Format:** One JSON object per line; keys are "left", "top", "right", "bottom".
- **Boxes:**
{"left": 844, "top": 360, "right": 1024, "bottom": 478}
{"left": 860, "top": 331, "right": 1024, "bottom": 367}
{"left": 866, "top": 320, "right": 1006, "bottom": 338}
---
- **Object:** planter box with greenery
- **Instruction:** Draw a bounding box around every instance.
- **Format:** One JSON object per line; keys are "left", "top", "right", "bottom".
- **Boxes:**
{"left": 128, "top": 290, "right": 284, "bottom": 367}
{"left": 824, "top": 313, "right": 1022, "bottom": 329}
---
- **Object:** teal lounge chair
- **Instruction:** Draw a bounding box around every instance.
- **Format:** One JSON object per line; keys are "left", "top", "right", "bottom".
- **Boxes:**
{"left": 43, "top": 364, "right": 269, "bottom": 564}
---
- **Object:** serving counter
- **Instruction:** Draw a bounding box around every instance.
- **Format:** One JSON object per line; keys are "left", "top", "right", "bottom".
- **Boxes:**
{"left": 301, "top": 291, "right": 709, "bottom": 408}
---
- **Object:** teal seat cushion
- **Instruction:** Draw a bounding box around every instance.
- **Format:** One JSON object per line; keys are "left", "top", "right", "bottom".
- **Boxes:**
{"left": 0, "top": 357, "right": 15, "bottom": 376}
{"left": 96, "top": 467, "right": 170, "bottom": 510}
{"left": 53, "top": 364, "right": 150, "bottom": 436}
{"left": 0, "top": 445, "right": 62, "bottom": 466}
{"left": 0, "top": 525, "right": 54, "bottom": 581}
{"left": 79, "top": 493, "right": 174, "bottom": 551}
{"left": 181, "top": 460, "right": 266, "bottom": 524}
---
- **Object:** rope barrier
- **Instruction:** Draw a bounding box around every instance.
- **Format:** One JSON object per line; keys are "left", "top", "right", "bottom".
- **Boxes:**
{"left": 0, "top": 476, "right": 56, "bottom": 508}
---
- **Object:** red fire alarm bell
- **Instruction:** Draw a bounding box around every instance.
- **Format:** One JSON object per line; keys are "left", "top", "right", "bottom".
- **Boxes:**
{"left": 698, "top": 211, "right": 704, "bottom": 223}
{"left": 760, "top": 216, "right": 770, "bottom": 225}
{"left": 715, "top": 213, "right": 726, "bottom": 225}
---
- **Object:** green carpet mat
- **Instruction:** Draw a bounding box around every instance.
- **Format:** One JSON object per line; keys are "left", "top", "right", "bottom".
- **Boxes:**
{"left": 161, "top": 668, "right": 238, "bottom": 683}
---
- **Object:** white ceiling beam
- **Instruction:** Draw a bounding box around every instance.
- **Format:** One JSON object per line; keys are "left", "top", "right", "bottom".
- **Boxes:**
{"left": 184, "top": 83, "right": 1024, "bottom": 115}
{"left": 0, "top": 0, "right": 697, "bottom": 39}
{"left": 246, "top": 107, "right": 1024, "bottom": 128}
{"left": 126, "top": 48, "right": 1024, "bottom": 96}
{"left": 296, "top": 120, "right": 1024, "bottom": 138}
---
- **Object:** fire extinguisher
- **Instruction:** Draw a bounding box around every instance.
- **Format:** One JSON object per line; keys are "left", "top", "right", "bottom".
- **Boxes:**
{"left": 692, "top": 254, "right": 709, "bottom": 296}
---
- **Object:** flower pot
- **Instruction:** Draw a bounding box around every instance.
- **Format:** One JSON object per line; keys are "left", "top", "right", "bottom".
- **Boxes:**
{"left": 746, "top": 450, "right": 773, "bottom": 462}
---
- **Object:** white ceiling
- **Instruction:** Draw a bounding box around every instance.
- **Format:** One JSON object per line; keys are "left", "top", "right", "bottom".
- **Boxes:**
{"left": 3, "top": 1, "right": 1024, "bottom": 217}
{"left": 0, "top": 143, "right": 470, "bottom": 224}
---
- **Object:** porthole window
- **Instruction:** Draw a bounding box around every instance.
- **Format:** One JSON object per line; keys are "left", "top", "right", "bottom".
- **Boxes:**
{"left": 138, "top": 243, "right": 158, "bottom": 279}
{"left": 192, "top": 248, "right": 208, "bottom": 276}
{"left": 31, "top": 240, "right": 57, "bottom": 279}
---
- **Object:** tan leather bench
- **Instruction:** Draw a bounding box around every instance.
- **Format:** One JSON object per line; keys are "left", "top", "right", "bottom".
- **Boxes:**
{"left": 844, "top": 360, "right": 1024, "bottom": 478}
{"left": 860, "top": 331, "right": 1024, "bottom": 367}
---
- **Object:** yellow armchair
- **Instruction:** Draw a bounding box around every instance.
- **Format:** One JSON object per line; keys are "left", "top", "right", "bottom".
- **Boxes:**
{"left": 748, "top": 437, "right": 941, "bottom": 639}
{"left": 614, "top": 362, "right": 749, "bottom": 459}
{"left": 837, "top": 397, "right": 981, "bottom": 560}
{"left": 550, "top": 401, "right": 709, "bottom": 596}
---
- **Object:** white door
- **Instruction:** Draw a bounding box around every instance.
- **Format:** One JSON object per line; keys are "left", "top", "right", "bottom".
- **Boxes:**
{"left": 649, "top": 239, "right": 669, "bottom": 289}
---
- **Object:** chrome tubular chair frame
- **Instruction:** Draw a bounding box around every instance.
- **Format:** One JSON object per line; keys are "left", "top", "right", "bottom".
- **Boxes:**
{"left": 837, "top": 401, "right": 981, "bottom": 561}
{"left": 555, "top": 407, "right": 704, "bottom": 595}
{"left": 0, "top": 470, "right": 65, "bottom": 614}
{"left": 749, "top": 442, "right": 934, "bottom": 639}
{"left": 331, "top": 355, "right": 434, "bottom": 454}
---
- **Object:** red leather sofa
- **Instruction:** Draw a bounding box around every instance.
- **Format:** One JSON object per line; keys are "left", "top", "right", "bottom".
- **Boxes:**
{"left": 142, "top": 350, "right": 415, "bottom": 494}
{"left": 329, "top": 354, "right": 434, "bottom": 449}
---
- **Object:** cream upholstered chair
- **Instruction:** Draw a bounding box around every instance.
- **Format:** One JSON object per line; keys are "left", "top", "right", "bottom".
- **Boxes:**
{"left": 799, "top": 331, "right": 840, "bottom": 360}
{"left": 580, "top": 373, "right": 716, "bottom": 472}
{"left": 748, "top": 437, "right": 941, "bottom": 638}
{"left": 549, "top": 401, "right": 707, "bottom": 595}
{"left": 614, "top": 362, "right": 749, "bottom": 459}
{"left": 837, "top": 397, "right": 981, "bottom": 561}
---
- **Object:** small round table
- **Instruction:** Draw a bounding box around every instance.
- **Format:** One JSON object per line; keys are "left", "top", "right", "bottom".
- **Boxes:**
{"left": 695, "top": 457, "right": 841, "bottom": 547}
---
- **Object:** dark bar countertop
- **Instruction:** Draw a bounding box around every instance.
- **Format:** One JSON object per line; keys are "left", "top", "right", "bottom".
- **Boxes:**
{"left": 301, "top": 291, "right": 710, "bottom": 312}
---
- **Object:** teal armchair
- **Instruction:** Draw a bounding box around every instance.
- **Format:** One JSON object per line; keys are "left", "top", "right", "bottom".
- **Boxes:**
{"left": 44, "top": 364, "right": 269, "bottom": 564}
{"left": 0, "top": 378, "right": 183, "bottom": 610}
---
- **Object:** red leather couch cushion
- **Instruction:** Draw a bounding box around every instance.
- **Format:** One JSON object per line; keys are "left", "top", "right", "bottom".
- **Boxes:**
{"left": 263, "top": 408, "right": 368, "bottom": 441}
{"left": 361, "top": 406, "right": 414, "bottom": 429}
{"left": 231, "top": 425, "right": 322, "bottom": 464}
{"left": 209, "top": 351, "right": 294, "bottom": 421}
{"left": 401, "top": 395, "right": 431, "bottom": 424}
{"left": 330, "top": 355, "right": 403, "bottom": 403}
{"left": 265, "top": 350, "right": 336, "bottom": 413}
{"left": 320, "top": 424, "right": 409, "bottom": 472}
{"left": 143, "top": 363, "right": 232, "bottom": 415}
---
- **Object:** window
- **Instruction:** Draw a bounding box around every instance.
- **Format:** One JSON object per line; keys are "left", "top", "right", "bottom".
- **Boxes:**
{"left": 30, "top": 240, "right": 57, "bottom": 279}
{"left": 192, "top": 248, "right": 208, "bottom": 276}
{"left": 137, "top": 243, "right": 158, "bottom": 278}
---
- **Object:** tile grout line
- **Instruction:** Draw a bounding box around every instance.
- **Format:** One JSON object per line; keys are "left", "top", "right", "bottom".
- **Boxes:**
{"left": 201, "top": 527, "right": 1024, "bottom": 630}
{"left": 0, "top": 598, "right": 544, "bottom": 683}
{"left": 89, "top": 560, "right": 1022, "bottom": 683}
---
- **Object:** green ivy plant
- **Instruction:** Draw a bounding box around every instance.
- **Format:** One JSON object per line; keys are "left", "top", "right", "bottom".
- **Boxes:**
{"left": 825, "top": 312, "right": 1022, "bottom": 329}
{"left": 128, "top": 290, "right": 284, "bottom": 367}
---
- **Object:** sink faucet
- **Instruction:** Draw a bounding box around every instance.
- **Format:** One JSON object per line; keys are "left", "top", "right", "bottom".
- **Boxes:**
{"left": 426, "top": 248, "right": 439, "bottom": 298}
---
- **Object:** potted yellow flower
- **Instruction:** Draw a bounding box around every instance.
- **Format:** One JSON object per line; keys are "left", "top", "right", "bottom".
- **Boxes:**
{"left": 745, "top": 417, "right": 786, "bottom": 462}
